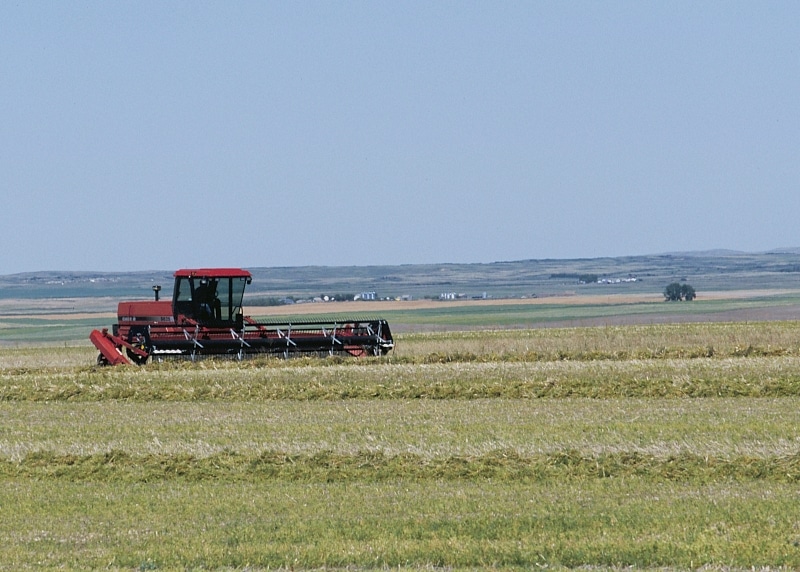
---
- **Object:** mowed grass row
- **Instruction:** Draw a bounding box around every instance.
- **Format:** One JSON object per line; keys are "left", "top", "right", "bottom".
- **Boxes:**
{"left": 397, "top": 320, "right": 800, "bottom": 359}
{"left": 1, "top": 399, "right": 798, "bottom": 461}
{"left": 5, "top": 450, "right": 800, "bottom": 485}
{"left": 3, "top": 355, "right": 800, "bottom": 400}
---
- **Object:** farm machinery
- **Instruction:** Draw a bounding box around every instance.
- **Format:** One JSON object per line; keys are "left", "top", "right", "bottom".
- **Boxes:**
{"left": 89, "top": 268, "right": 394, "bottom": 365}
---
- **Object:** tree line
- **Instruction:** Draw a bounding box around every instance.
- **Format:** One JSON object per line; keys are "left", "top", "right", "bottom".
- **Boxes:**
{"left": 664, "top": 282, "right": 696, "bottom": 301}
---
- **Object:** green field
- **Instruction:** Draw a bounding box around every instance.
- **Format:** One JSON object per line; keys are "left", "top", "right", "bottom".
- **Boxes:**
{"left": 1, "top": 320, "right": 800, "bottom": 569}
{"left": 380, "top": 294, "right": 800, "bottom": 327}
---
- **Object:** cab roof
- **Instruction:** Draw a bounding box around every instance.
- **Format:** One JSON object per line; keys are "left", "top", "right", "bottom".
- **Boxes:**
{"left": 173, "top": 268, "right": 252, "bottom": 279}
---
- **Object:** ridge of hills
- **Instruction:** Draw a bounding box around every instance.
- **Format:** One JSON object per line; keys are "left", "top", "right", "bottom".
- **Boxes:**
{"left": 2, "top": 250, "right": 800, "bottom": 302}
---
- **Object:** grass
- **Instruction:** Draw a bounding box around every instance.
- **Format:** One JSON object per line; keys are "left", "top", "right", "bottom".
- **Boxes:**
{"left": 3, "top": 355, "right": 800, "bottom": 400}
{"left": 1, "top": 398, "right": 798, "bottom": 460}
{"left": 0, "top": 480, "right": 798, "bottom": 569}
{"left": 2, "top": 322, "right": 800, "bottom": 568}
{"left": 0, "top": 316, "right": 108, "bottom": 344}
{"left": 396, "top": 320, "right": 800, "bottom": 358}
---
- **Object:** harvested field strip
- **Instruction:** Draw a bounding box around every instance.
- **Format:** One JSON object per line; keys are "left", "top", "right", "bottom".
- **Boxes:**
{"left": 3, "top": 356, "right": 800, "bottom": 400}
{"left": 2, "top": 399, "right": 797, "bottom": 460}
{"left": 397, "top": 321, "right": 800, "bottom": 358}
{"left": 3, "top": 450, "right": 800, "bottom": 483}
{"left": 2, "top": 479, "right": 798, "bottom": 569}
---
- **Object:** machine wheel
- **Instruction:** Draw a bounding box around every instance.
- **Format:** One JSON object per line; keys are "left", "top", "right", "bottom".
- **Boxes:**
{"left": 97, "top": 353, "right": 110, "bottom": 366}
{"left": 126, "top": 326, "right": 151, "bottom": 366}
{"left": 126, "top": 347, "right": 148, "bottom": 366}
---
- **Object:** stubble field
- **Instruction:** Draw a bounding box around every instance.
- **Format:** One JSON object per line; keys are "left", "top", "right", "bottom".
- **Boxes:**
{"left": 1, "top": 316, "right": 800, "bottom": 570}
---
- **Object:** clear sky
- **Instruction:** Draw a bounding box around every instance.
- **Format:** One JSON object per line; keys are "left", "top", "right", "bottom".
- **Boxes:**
{"left": 2, "top": 1, "right": 798, "bottom": 273}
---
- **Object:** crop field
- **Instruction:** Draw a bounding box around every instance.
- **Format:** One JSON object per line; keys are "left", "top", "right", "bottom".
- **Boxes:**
{"left": 4, "top": 288, "right": 800, "bottom": 345}
{"left": 1, "top": 317, "right": 800, "bottom": 570}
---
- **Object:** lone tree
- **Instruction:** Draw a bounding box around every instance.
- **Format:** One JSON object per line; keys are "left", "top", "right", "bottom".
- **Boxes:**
{"left": 664, "top": 282, "right": 696, "bottom": 301}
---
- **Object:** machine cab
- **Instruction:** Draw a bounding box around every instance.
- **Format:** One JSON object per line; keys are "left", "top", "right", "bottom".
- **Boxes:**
{"left": 172, "top": 268, "right": 252, "bottom": 327}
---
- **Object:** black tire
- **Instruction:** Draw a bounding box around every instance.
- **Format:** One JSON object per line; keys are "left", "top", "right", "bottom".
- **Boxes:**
{"left": 126, "top": 326, "right": 151, "bottom": 366}
{"left": 126, "top": 347, "right": 148, "bottom": 366}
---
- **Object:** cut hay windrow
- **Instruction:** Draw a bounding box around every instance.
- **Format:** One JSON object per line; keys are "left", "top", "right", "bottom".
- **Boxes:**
{"left": 3, "top": 356, "right": 800, "bottom": 400}
{"left": 3, "top": 450, "right": 799, "bottom": 483}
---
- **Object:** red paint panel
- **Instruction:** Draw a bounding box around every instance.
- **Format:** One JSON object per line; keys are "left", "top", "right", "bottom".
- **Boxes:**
{"left": 89, "top": 330, "right": 130, "bottom": 365}
{"left": 118, "top": 300, "right": 173, "bottom": 321}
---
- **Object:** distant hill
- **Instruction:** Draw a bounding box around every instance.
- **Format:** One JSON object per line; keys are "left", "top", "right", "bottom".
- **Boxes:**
{"left": 659, "top": 249, "right": 748, "bottom": 257}
{"left": 660, "top": 248, "right": 800, "bottom": 257}
{"left": 2, "top": 250, "right": 800, "bottom": 304}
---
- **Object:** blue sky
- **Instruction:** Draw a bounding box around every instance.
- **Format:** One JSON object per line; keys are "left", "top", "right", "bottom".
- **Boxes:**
{"left": 2, "top": 1, "right": 798, "bottom": 273}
